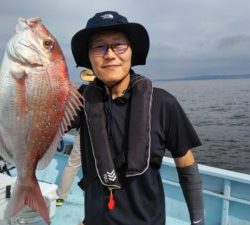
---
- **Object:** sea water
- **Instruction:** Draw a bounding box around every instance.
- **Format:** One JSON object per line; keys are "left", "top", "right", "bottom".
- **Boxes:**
{"left": 154, "top": 79, "right": 250, "bottom": 174}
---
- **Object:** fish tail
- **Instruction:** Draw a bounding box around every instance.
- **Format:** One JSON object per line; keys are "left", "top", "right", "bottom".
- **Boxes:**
{"left": 4, "top": 179, "right": 50, "bottom": 224}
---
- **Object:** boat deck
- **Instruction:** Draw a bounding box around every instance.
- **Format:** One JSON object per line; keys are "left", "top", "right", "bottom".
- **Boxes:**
{"left": 37, "top": 150, "right": 250, "bottom": 225}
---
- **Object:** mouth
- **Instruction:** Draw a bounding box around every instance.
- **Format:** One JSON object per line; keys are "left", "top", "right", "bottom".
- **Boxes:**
{"left": 102, "top": 64, "right": 120, "bottom": 68}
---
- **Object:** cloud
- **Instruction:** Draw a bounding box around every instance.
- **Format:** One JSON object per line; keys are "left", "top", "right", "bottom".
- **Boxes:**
{"left": 216, "top": 34, "right": 250, "bottom": 49}
{"left": 1, "top": 0, "right": 250, "bottom": 81}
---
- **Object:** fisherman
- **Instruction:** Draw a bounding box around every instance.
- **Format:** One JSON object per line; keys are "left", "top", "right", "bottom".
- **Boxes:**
{"left": 70, "top": 11, "right": 205, "bottom": 225}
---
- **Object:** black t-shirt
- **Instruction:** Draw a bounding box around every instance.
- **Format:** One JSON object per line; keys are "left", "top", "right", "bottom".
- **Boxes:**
{"left": 83, "top": 86, "right": 201, "bottom": 225}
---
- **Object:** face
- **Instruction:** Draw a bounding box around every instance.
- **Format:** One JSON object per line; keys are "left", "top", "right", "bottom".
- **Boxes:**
{"left": 88, "top": 31, "right": 132, "bottom": 87}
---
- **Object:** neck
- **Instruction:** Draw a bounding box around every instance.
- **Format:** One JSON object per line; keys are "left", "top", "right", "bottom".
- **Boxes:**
{"left": 106, "top": 72, "right": 130, "bottom": 99}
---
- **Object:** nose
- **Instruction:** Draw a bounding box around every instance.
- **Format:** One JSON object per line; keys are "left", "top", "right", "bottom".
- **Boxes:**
{"left": 104, "top": 47, "right": 116, "bottom": 59}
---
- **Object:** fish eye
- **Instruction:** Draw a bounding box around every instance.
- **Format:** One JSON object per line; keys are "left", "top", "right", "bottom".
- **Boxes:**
{"left": 43, "top": 39, "right": 54, "bottom": 49}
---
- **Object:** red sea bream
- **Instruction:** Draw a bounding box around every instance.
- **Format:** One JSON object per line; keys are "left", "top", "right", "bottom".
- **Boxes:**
{"left": 0, "top": 17, "right": 83, "bottom": 224}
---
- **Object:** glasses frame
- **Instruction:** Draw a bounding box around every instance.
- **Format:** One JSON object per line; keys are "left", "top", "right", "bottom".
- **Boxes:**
{"left": 89, "top": 41, "right": 130, "bottom": 56}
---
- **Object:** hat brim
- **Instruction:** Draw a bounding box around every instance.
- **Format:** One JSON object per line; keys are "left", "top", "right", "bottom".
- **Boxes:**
{"left": 71, "top": 23, "right": 149, "bottom": 68}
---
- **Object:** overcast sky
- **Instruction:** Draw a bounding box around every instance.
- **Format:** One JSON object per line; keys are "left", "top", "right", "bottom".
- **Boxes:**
{"left": 1, "top": 0, "right": 250, "bottom": 82}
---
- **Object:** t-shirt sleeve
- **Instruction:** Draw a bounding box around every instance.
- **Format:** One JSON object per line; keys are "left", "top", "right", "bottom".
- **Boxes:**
{"left": 164, "top": 94, "right": 202, "bottom": 158}
{"left": 67, "top": 84, "right": 86, "bottom": 130}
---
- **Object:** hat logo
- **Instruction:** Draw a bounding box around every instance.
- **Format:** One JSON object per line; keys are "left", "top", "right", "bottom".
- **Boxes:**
{"left": 100, "top": 14, "right": 114, "bottom": 20}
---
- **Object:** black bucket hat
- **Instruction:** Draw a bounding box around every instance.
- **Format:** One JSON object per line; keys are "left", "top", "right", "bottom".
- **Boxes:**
{"left": 71, "top": 11, "right": 150, "bottom": 68}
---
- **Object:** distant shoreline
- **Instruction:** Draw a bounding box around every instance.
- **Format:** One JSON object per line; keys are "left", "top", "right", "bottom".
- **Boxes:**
{"left": 75, "top": 74, "right": 250, "bottom": 86}
{"left": 153, "top": 74, "right": 250, "bottom": 82}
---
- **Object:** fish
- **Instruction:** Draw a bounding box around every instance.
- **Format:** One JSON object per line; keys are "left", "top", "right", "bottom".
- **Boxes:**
{"left": 0, "top": 17, "right": 83, "bottom": 224}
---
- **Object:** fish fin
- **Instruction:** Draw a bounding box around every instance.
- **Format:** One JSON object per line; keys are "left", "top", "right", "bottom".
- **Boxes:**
{"left": 4, "top": 179, "right": 50, "bottom": 224}
{"left": 59, "top": 82, "right": 84, "bottom": 133}
{"left": 36, "top": 82, "right": 83, "bottom": 170}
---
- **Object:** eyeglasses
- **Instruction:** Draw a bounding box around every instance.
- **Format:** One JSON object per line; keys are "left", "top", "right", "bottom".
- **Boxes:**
{"left": 89, "top": 42, "right": 129, "bottom": 56}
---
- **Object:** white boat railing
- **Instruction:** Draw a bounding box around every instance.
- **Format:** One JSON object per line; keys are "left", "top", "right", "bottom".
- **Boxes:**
{"left": 161, "top": 157, "right": 250, "bottom": 225}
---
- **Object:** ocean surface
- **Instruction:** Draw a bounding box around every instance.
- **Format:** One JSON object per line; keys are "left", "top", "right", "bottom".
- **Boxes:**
{"left": 154, "top": 79, "right": 250, "bottom": 174}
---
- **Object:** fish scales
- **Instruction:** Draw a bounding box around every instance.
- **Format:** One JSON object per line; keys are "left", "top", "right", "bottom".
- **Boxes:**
{"left": 0, "top": 17, "right": 83, "bottom": 224}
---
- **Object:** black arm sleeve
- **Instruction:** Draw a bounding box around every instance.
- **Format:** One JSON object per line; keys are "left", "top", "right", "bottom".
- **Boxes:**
{"left": 177, "top": 163, "right": 205, "bottom": 225}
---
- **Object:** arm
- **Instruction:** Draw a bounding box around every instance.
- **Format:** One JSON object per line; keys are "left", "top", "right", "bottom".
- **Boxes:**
{"left": 174, "top": 150, "right": 205, "bottom": 225}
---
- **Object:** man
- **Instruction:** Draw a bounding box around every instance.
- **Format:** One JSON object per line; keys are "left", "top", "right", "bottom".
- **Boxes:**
{"left": 71, "top": 11, "right": 204, "bottom": 225}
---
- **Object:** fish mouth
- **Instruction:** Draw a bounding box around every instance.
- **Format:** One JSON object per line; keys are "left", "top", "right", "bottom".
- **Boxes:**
{"left": 17, "top": 17, "right": 41, "bottom": 32}
{"left": 26, "top": 17, "right": 41, "bottom": 27}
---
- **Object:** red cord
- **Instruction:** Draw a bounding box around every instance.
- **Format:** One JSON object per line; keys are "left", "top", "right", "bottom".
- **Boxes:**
{"left": 108, "top": 189, "right": 115, "bottom": 210}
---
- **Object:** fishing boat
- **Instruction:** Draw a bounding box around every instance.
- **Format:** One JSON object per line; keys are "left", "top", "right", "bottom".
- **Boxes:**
{"left": 0, "top": 133, "right": 250, "bottom": 225}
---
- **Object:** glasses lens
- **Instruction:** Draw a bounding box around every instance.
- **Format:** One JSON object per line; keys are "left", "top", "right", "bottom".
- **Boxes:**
{"left": 112, "top": 43, "right": 129, "bottom": 55}
{"left": 90, "top": 45, "right": 107, "bottom": 56}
